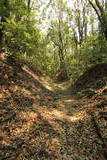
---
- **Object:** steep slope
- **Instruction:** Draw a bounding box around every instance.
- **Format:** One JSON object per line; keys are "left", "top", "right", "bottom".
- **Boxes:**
{"left": 70, "top": 64, "right": 107, "bottom": 97}
{"left": 0, "top": 55, "right": 57, "bottom": 159}
{"left": 0, "top": 55, "right": 107, "bottom": 160}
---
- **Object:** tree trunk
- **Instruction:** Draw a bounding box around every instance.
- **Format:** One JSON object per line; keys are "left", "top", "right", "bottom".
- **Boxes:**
{"left": 88, "top": 0, "right": 107, "bottom": 40}
{"left": 0, "top": 0, "right": 9, "bottom": 51}
{"left": 57, "top": 0, "right": 68, "bottom": 81}
{"left": 28, "top": 0, "right": 31, "bottom": 12}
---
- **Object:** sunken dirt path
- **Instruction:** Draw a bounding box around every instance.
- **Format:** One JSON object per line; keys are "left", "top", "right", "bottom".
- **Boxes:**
{"left": 0, "top": 62, "right": 107, "bottom": 160}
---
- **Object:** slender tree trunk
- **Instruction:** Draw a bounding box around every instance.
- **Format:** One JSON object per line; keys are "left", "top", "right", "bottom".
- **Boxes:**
{"left": 57, "top": 0, "right": 68, "bottom": 80}
{"left": 28, "top": 0, "right": 31, "bottom": 12}
{"left": 0, "top": 0, "right": 9, "bottom": 51}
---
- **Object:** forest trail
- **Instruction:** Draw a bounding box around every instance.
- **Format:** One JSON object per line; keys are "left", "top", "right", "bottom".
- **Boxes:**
{"left": 0, "top": 56, "right": 107, "bottom": 160}
{"left": 0, "top": 0, "right": 107, "bottom": 159}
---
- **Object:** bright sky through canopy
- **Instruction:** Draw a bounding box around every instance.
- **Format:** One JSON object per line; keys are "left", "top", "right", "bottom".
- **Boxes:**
{"left": 38, "top": 0, "right": 74, "bottom": 32}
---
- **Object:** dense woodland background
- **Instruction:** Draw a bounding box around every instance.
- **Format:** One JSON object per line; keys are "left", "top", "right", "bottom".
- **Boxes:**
{"left": 0, "top": 0, "right": 107, "bottom": 81}
{"left": 0, "top": 0, "right": 107, "bottom": 160}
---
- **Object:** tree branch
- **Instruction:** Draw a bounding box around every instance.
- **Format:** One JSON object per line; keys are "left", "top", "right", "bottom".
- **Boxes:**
{"left": 88, "top": 0, "right": 103, "bottom": 25}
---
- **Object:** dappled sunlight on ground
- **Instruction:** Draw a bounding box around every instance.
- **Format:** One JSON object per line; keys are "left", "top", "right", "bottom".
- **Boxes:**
{"left": 63, "top": 98, "right": 75, "bottom": 103}
{"left": 0, "top": 130, "right": 10, "bottom": 146}
{"left": 18, "top": 111, "right": 38, "bottom": 121}
{"left": 23, "top": 65, "right": 54, "bottom": 91}
{"left": 0, "top": 58, "right": 107, "bottom": 159}
{"left": 10, "top": 121, "right": 34, "bottom": 137}
{"left": 33, "top": 104, "right": 89, "bottom": 124}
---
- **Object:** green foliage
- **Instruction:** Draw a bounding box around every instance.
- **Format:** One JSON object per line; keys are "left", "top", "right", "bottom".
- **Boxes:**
{"left": 4, "top": 18, "right": 40, "bottom": 55}
{"left": 81, "top": 34, "right": 107, "bottom": 65}
{"left": 66, "top": 34, "right": 107, "bottom": 80}
{"left": 0, "top": 0, "right": 107, "bottom": 80}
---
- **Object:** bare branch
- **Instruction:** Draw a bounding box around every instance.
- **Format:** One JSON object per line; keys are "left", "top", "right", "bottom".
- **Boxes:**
{"left": 88, "top": 0, "right": 103, "bottom": 25}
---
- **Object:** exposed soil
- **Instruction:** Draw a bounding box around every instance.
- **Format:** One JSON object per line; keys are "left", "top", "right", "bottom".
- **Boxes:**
{"left": 0, "top": 57, "right": 107, "bottom": 160}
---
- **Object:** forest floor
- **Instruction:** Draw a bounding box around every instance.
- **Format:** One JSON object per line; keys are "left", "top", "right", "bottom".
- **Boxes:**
{"left": 0, "top": 55, "right": 107, "bottom": 160}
